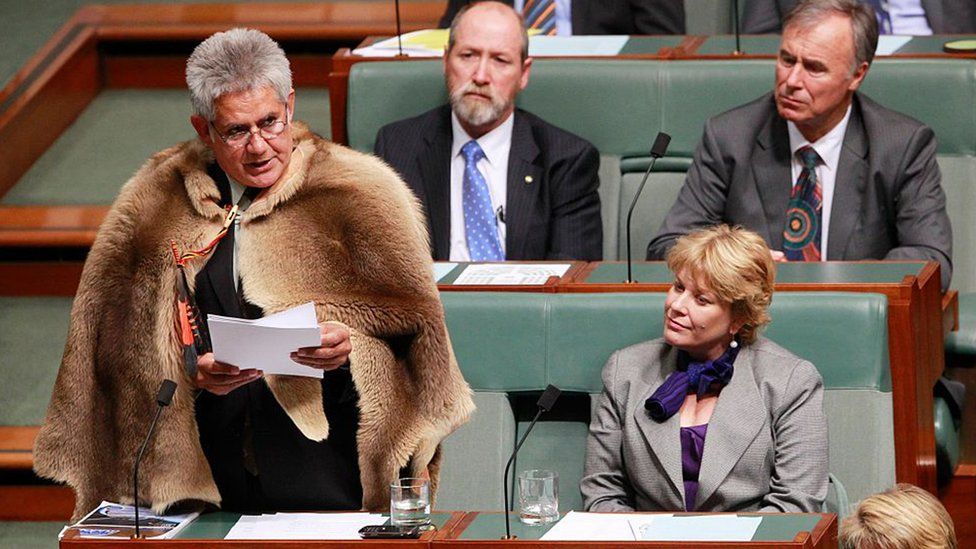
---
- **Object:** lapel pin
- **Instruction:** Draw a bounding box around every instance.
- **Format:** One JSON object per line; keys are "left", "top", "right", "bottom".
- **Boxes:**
{"left": 524, "top": 175, "right": 533, "bottom": 184}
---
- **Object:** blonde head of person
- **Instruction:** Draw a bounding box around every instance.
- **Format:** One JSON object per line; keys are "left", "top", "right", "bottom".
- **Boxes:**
{"left": 840, "top": 484, "right": 956, "bottom": 549}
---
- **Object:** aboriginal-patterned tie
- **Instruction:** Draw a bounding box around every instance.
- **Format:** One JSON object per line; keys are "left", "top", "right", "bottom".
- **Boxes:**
{"left": 523, "top": 0, "right": 557, "bottom": 36}
{"left": 862, "top": 0, "right": 893, "bottom": 34}
{"left": 783, "top": 146, "right": 822, "bottom": 261}
{"left": 461, "top": 140, "right": 505, "bottom": 261}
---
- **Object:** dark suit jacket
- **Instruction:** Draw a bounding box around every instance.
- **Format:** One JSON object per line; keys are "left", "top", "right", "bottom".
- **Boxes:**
{"left": 647, "top": 93, "right": 953, "bottom": 290}
{"left": 743, "top": 0, "right": 976, "bottom": 34}
{"left": 193, "top": 167, "right": 362, "bottom": 513}
{"left": 374, "top": 105, "right": 603, "bottom": 261}
{"left": 439, "top": 0, "right": 685, "bottom": 35}
{"left": 581, "top": 337, "right": 828, "bottom": 512}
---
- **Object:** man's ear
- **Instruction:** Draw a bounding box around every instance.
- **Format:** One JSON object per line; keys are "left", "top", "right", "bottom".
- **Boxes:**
{"left": 848, "top": 61, "right": 869, "bottom": 92}
{"left": 190, "top": 115, "right": 212, "bottom": 144}
{"left": 519, "top": 57, "right": 533, "bottom": 92}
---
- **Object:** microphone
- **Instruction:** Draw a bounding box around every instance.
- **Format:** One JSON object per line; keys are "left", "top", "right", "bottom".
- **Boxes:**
{"left": 133, "top": 379, "right": 177, "bottom": 539}
{"left": 502, "top": 384, "right": 561, "bottom": 539}
{"left": 625, "top": 132, "right": 671, "bottom": 283}
{"left": 732, "top": 0, "right": 743, "bottom": 55}
{"left": 394, "top": 0, "right": 404, "bottom": 57}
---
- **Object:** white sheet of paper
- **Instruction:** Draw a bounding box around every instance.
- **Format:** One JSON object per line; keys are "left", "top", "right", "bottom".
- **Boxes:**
{"left": 541, "top": 511, "right": 669, "bottom": 541}
{"left": 876, "top": 35, "right": 912, "bottom": 56}
{"left": 433, "top": 262, "right": 459, "bottom": 282}
{"left": 208, "top": 302, "right": 323, "bottom": 378}
{"left": 631, "top": 515, "right": 762, "bottom": 542}
{"left": 529, "top": 35, "right": 628, "bottom": 57}
{"left": 452, "top": 263, "right": 571, "bottom": 285}
{"left": 224, "top": 513, "right": 387, "bottom": 540}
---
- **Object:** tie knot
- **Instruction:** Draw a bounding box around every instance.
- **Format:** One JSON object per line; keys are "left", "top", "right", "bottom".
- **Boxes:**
{"left": 462, "top": 140, "right": 485, "bottom": 164}
{"left": 797, "top": 146, "right": 819, "bottom": 170}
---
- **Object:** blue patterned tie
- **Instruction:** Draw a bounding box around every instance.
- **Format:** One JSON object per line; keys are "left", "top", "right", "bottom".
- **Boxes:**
{"left": 863, "top": 0, "right": 893, "bottom": 34}
{"left": 783, "top": 146, "right": 822, "bottom": 261}
{"left": 461, "top": 140, "right": 504, "bottom": 261}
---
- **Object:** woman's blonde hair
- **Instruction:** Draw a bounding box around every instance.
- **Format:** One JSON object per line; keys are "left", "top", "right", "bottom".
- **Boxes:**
{"left": 840, "top": 484, "right": 956, "bottom": 549}
{"left": 665, "top": 225, "right": 775, "bottom": 344}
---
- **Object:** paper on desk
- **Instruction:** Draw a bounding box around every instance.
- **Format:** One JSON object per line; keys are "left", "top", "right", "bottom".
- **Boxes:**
{"left": 208, "top": 302, "right": 323, "bottom": 378}
{"left": 224, "top": 512, "right": 386, "bottom": 540}
{"left": 529, "top": 35, "right": 628, "bottom": 57}
{"left": 352, "top": 29, "right": 448, "bottom": 57}
{"left": 453, "top": 263, "right": 571, "bottom": 285}
{"left": 541, "top": 510, "right": 669, "bottom": 540}
{"left": 876, "top": 35, "right": 912, "bottom": 55}
{"left": 433, "top": 262, "right": 458, "bottom": 282}
{"left": 631, "top": 515, "right": 761, "bottom": 541}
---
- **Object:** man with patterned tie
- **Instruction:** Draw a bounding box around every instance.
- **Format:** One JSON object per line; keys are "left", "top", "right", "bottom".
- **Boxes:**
{"left": 376, "top": 1, "right": 603, "bottom": 261}
{"left": 743, "top": 0, "right": 976, "bottom": 34}
{"left": 648, "top": 0, "right": 952, "bottom": 290}
{"left": 438, "top": 0, "right": 685, "bottom": 36}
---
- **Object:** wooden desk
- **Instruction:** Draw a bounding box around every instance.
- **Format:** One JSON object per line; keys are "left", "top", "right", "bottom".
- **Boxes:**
{"left": 327, "top": 33, "right": 976, "bottom": 145}
{"left": 433, "top": 512, "right": 837, "bottom": 549}
{"left": 60, "top": 511, "right": 463, "bottom": 548}
{"left": 563, "top": 260, "right": 945, "bottom": 493}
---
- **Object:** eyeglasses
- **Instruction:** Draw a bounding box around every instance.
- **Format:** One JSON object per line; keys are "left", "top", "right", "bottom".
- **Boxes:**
{"left": 210, "top": 109, "right": 291, "bottom": 149}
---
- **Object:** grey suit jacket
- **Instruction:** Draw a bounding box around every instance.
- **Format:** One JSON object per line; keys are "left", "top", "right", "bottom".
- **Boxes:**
{"left": 742, "top": 0, "right": 976, "bottom": 34}
{"left": 647, "top": 93, "right": 952, "bottom": 290}
{"left": 375, "top": 106, "right": 603, "bottom": 261}
{"left": 581, "top": 337, "right": 828, "bottom": 513}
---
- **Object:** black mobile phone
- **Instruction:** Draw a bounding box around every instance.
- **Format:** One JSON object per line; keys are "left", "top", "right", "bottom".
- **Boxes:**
{"left": 358, "top": 525, "right": 422, "bottom": 539}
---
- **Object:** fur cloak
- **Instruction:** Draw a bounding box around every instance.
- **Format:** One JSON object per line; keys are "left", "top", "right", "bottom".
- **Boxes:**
{"left": 33, "top": 123, "right": 475, "bottom": 520}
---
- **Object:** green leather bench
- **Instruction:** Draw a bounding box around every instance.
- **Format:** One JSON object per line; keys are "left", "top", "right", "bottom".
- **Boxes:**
{"left": 348, "top": 59, "right": 976, "bottom": 292}
{"left": 437, "top": 291, "right": 893, "bottom": 515}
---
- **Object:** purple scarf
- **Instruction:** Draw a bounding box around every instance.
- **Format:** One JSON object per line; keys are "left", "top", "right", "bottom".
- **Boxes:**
{"left": 644, "top": 344, "right": 740, "bottom": 422}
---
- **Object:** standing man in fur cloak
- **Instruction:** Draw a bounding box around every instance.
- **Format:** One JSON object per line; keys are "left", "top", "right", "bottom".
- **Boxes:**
{"left": 34, "top": 28, "right": 474, "bottom": 520}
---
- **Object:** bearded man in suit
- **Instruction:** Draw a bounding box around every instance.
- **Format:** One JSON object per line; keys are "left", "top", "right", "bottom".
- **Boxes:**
{"left": 648, "top": 0, "right": 952, "bottom": 289}
{"left": 375, "top": 0, "right": 603, "bottom": 262}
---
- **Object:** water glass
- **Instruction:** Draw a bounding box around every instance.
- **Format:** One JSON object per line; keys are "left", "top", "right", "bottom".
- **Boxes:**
{"left": 390, "top": 477, "right": 430, "bottom": 526}
{"left": 518, "top": 469, "right": 559, "bottom": 525}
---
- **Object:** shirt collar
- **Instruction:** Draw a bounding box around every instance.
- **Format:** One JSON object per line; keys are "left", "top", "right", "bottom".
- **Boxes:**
{"left": 450, "top": 110, "right": 516, "bottom": 166}
{"left": 786, "top": 104, "right": 852, "bottom": 172}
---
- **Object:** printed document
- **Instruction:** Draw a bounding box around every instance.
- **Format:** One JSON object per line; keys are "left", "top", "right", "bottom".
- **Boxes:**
{"left": 208, "top": 302, "right": 323, "bottom": 378}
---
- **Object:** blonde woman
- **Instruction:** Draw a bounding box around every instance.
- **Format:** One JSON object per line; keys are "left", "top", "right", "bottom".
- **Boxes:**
{"left": 581, "top": 225, "right": 828, "bottom": 512}
{"left": 841, "top": 484, "right": 956, "bottom": 549}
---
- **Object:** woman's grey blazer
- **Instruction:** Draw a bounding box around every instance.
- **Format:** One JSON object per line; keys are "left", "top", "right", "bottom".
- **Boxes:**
{"left": 581, "top": 337, "right": 828, "bottom": 513}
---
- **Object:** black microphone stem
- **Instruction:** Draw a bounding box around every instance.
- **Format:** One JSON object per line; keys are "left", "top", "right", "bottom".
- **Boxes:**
{"left": 733, "top": 0, "right": 742, "bottom": 55}
{"left": 395, "top": 0, "right": 404, "bottom": 57}
{"left": 502, "top": 407, "right": 544, "bottom": 540}
{"left": 625, "top": 157, "right": 661, "bottom": 284}
{"left": 133, "top": 404, "right": 165, "bottom": 539}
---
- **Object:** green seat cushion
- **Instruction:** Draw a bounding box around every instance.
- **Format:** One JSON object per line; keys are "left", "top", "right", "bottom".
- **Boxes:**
{"left": 0, "top": 521, "right": 64, "bottom": 549}
{"left": 0, "top": 297, "right": 73, "bottom": 426}
{"left": 946, "top": 292, "right": 976, "bottom": 354}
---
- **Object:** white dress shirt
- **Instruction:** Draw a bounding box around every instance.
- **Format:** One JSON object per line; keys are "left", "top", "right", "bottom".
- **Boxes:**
{"left": 513, "top": 0, "right": 573, "bottom": 36}
{"left": 228, "top": 177, "right": 246, "bottom": 289}
{"left": 786, "top": 105, "right": 852, "bottom": 259}
{"left": 889, "top": 0, "right": 933, "bottom": 35}
{"left": 449, "top": 111, "right": 514, "bottom": 261}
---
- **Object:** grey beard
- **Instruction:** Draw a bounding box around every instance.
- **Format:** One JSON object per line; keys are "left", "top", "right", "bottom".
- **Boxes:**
{"left": 450, "top": 86, "right": 506, "bottom": 128}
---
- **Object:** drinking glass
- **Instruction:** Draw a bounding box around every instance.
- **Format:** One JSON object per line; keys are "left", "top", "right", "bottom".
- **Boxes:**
{"left": 390, "top": 477, "right": 430, "bottom": 526}
{"left": 518, "top": 469, "right": 558, "bottom": 524}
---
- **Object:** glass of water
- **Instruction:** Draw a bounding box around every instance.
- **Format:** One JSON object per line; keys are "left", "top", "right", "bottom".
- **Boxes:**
{"left": 390, "top": 477, "right": 430, "bottom": 527}
{"left": 518, "top": 469, "right": 559, "bottom": 525}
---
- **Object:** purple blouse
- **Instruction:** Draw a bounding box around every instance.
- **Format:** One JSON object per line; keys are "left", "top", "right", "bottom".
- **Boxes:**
{"left": 680, "top": 423, "right": 708, "bottom": 511}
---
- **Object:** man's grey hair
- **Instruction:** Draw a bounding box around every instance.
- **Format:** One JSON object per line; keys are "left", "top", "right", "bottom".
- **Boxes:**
{"left": 186, "top": 28, "right": 292, "bottom": 121}
{"left": 447, "top": 1, "right": 529, "bottom": 62}
{"left": 783, "top": 0, "right": 879, "bottom": 74}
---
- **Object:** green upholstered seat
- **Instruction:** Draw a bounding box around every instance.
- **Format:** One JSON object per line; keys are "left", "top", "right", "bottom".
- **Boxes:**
{"left": 0, "top": 522, "right": 64, "bottom": 549}
{"left": 0, "top": 297, "right": 72, "bottom": 427}
{"left": 436, "top": 291, "right": 893, "bottom": 513}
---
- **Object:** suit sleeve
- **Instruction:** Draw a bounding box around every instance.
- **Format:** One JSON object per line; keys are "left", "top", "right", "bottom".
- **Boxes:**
{"left": 581, "top": 351, "right": 638, "bottom": 512}
{"left": 438, "top": 0, "right": 464, "bottom": 27}
{"left": 760, "top": 359, "right": 829, "bottom": 512}
{"left": 883, "top": 125, "right": 953, "bottom": 290}
{"left": 547, "top": 140, "right": 604, "bottom": 260}
{"left": 742, "top": 0, "right": 788, "bottom": 33}
{"left": 647, "top": 119, "right": 731, "bottom": 259}
{"left": 631, "top": 0, "right": 686, "bottom": 35}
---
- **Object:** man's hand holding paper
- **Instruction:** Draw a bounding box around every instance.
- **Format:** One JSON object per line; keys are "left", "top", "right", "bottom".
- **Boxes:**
{"left": 290, "top": 321, "right": 352, "bottom": 371}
